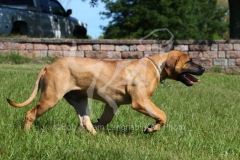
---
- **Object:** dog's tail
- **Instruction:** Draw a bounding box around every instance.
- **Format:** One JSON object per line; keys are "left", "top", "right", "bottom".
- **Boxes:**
{"left": 7, "top": 67, "right": 46, "bottom": 108}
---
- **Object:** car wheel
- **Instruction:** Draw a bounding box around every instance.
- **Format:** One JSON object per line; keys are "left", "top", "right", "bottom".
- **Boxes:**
{"left": 11, "top": 22, "right": 28, "bottom": 36}
{"left": 73, "top": 26, "right": 87, "bottom": 39}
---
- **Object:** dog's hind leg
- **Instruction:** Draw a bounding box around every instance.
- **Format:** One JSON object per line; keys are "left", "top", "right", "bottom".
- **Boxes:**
{"left": 24, "top": 92, "right": 61, "bottom": 130}
{"left": 131, "top": 98, "right": 167, "bottom": 134}
{"left": 93, "top": 103, "right": 118, "bottom": 129}
{"left": 64, "top": 93, "right": 97, "bottom": 135}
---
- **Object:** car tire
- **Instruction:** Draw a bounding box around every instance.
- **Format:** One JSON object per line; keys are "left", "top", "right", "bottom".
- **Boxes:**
{"left": 11, "top": 22, "right": 28, "bottom": 36}
{"left": 73, "top": 26, "right": 87, "bottom": 39}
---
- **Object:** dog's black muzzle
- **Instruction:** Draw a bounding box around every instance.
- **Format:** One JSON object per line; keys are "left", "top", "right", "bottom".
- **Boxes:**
{"left": 177, "top": 64, "right": 205, "bottom": 86}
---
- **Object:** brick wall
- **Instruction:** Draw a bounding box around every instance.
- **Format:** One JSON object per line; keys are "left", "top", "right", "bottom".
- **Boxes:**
{"left": 1, "top": 38, "right": 240, "bottom": 72}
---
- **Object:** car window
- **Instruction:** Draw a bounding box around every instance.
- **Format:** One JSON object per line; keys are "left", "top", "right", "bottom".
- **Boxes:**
{"left": 39, "top": 0, "right": 50, "bottom": 13}
{"left": 0, "top": 0, "right": 34, "bottom": 6}
{"left": 49, "top": 0, "right": 66, "bottom": 16}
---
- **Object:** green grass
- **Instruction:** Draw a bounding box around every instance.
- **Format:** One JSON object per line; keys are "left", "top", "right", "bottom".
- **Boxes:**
{"left": 0, "top": 64, "right": 239, "bottom": 159}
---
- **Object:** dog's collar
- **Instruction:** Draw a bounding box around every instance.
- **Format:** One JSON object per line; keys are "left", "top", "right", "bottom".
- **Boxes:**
{"left": 147, "top": 57, "right": 170, "bottom": 87}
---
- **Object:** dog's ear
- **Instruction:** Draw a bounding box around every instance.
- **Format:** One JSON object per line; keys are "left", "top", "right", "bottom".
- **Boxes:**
{"left": 164, "top": 56, "right": 178, "bottom": 76}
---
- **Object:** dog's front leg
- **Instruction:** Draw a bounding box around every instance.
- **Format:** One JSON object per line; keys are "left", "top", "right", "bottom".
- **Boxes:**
{"left": 77, "top": 114, "right": 96, "bottom": 135}
{"left": 93, "top": 103, "right": 118, "bottom": 130}
{"left": 132, "top": 99, "right": 167, "bottom": 133}
{"left": 65, "top": 95, "right": 97, "bottom": 135}
{"left": 75, "top": 101, "right": 97, "bottom": 135}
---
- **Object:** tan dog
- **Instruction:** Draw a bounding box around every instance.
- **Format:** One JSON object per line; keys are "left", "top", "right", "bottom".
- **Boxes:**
{"left": 7, "top": 50, "right": 205, "bottom": 134}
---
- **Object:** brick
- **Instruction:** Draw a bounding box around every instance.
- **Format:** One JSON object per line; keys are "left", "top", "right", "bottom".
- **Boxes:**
{"left": 189, "top": 44, "right": 210, "bottom": 51}
{"left": 226, "top": 51, "right": 240, "bottom": 58}
{"left": 49, "top": 44, "right": 61, "bottom": 51}
{"left": 78, "top": 45, "right": 92, "bottom": 51}
{"left": 28, "top": 50, "right": 43, "bottom": 57}
{"left": 40, "top": 50, "right": 48, "bottom": 57}
{"left": 229, "top": 40, "right": 240, "bottom": 44}
{"left": 18, "top": 50, "right": 28, "bottom": 57}
{"left": 143, "top": 44, "right": 152, "bottom": 51}
{"left": 174, "top": 45, "right": 188, "bottom": 51}
{"left": 193, "top": 58, "right": 212, "bottom": 66}
{"left": 159, "top": 51, "right": 166, "bottom": 54}
{"left": 48, "top": 50, "right": 63, "bottom": 57}
{"left": 69, "top": 44, "right": 78, "bottom": 51}
{"left": 0, "top": 42, "right": 3, "bottom": 49}
{"left": 26, "top": 43, "right": 33, "bottom": 50}
{"left": 211, "top": 44, "right": 218, "bottom": 51}
{"left": 137, "top": 45, "right": 145, "bottom": 51}
{"left": 0, "top": 50, "right": 11, "bottom": 55}
{"left": 107, "top": 51, "right": 121, "bottom": 59}
{"left": 34, "top": 44, "right": 48, "bottom": 50}
{"left": 63, "top": 51, "right": 84, "bottom": 57}
{"left": 85, "top": 51, "right": 108, "bottom": 59}
{"left": 218, "top": 51, "right": 225, "bottom": 58}
{"left": 236, "top": 59, "right": 240, "bottom": 66}
{"left": 188, "top": 52, "right": 203, "bottom": 58}
{"left": 203, "top": 51, "right": 217, "bottom": 59}
{"left": 234, "top": 44, "right": 240, "bottom": 51}
{"left": 100, "top": 45, "right": 115, "bottom": 51}
{"left": 93, "top": 44, "right": 100, "bottom": 50}
{"left": 152, "top": 44, "right": 159, "bottom": 51}
{"left": 213, "top": 59, "right": 228, "bottom": 66}
{"left": 219, "top": 44, "right": 233, "bottom": 51}
{"left": 9, "top": 50, "right": 18, "bottom": 54}
{"left": 61, "top": 44, "right": 72, "bottom": 51}
{"left": 12, "top": 43, "right": 26, "bottom": 50}
{"left": 23, "top": 50, "right": 43, "bottom": 58}
{"left": 130, "top": 45, "right": 137, "bottom": 51}
{"left": 144, "top": 51, "right": 159, "bottom": 57}
{"left": 137, "top": 44, "right": 153, "bottom": 51}
{"left": 116, "top": 45, "right": 129, "bottom": 51}
{"left": 228, "top": 59, "right": 236, "bottom": 66}
{"left": 174, "top": 40, "right": 194, "bottom": 45}
{"left": 24, "top": 50, "right": 45, "bottom": 58}
{"left": 162, "top": 43, "right": 173, "bottom": 52}
{"left": 3, "top": 42, "right": 12, "bottom": 50}
{"left": 122, "top": 51, "right": 143, "bottom": 59}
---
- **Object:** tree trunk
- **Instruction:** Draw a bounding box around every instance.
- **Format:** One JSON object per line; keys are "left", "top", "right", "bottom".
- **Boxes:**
{"left": 229, "top": 0, "right": 240, "bottom": 39}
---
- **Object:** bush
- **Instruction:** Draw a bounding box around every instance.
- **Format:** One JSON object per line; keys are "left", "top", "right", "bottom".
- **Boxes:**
{"left": 212, "top": 66, "right": 222, "bottom": 73}
{"left": 0, "top": 53, "right": 31, "bottom": 64}
{"left": 8, "top": 53, "right": 31, "bottom": 64}
{"left": 0, "top": 52, "right": 57, "bottom": 64}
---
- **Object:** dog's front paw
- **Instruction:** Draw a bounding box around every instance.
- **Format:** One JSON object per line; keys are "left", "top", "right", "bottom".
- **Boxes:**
{"left": 93, "top": 119, "right": 106, "bottom": 130}
{"left": 93, "top": 119, "right": 101, "bottom": 129}
{"left": 93, "top": 124, "right": 104, "bottom": 130}
{"left": 143, "top": 124, "right": 154, "bottom": 134}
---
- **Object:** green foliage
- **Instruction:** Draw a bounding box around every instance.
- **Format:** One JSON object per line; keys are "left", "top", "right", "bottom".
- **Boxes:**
{"left": 217, "top": 0, "right": 229, "bottom": 39}
{"left": 100, "top": 0, "right": 228, "bottom": 40}
{"left": 0, "top": 54, "right": 6, "bottom": 63}
{"left": 0, "top": 65, "right": 239, "bottom": 159}
{"left": 0, "top": 53, "right": 31, "bottom": 64}
{"left": 0, "top": 53, "right": 58, "bottom": 64}
{"left": 0, "top": 34, "right": 25, "bottom": 38}
{"left": 212, "top": 66, "right": 223, "bottom": 73}
{"left": 40, "top": 56, "right": 58, "bottom": 64}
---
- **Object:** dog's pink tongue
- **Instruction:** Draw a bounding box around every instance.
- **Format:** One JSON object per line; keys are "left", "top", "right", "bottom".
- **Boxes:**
{"left": 185, "top": 74, "right": 200, "bottom": 83}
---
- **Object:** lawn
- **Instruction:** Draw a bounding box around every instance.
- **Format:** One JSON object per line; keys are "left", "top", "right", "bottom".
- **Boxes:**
{"left": 0, "top": 64, "right": 239, "bottom": 159}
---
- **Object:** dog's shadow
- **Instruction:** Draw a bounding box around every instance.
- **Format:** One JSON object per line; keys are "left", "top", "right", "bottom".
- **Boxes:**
{"left": 12, "top": 119, "right": 142, "bottom": 135}
{"left": 97, "top": 126, "right": 142, "bottom": 135}
{"left": 12, "top": 119, "right": 77, "bottom": 132}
